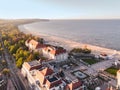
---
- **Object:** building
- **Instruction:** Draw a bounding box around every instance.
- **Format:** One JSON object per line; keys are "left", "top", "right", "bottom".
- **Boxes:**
{"left": 21, "top": 60, "right": 43, "bottom": 90}
{"left": 25, "top": 39, "right": 68, "bottom": 61}
{"left": 99, "top": 53, "right": 108, "bottom": 60}
{"left": 117, "top": 70, "right": 120, "bottom": 89}
{"left": 66, "top": 79, "right": 84, "bottom": 90}
{"left": 25, "top": 39, "right": 45, "bottom": 53}
{"left": 21, "top": 60, "right": 85, "bottom": 90}
{"left": 42, "top": 45, "right": 68, "bottom": 61}
{"left": 21, "top": 60, "right": 42, "bottom": 77}
{"left": 21, "top": 61, "right": 65, "bottom": 90}
{"left": 36, "top": 67, "right": 65, "bottom": 90}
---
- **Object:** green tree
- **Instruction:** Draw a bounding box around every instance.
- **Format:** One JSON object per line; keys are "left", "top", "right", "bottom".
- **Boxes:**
{"left": 4, "top": 40, "right": 10, "bottom": 47}
{"left": 82, "top": 48, "right": 91, "bottom": 54}
{"left": 23, "top": 50, "right": 30, "bottom": 57}
{"left": 26, "top": 54, "right": 34, "bottom": 62}
{"left": 16, "top": 57, "right": 23, "bottom": 68}
{"left": 9, "top": 44, "right": 19, "bottom": 54}
{"left": 33, "top": 52, "right": 39, "bottom": 60}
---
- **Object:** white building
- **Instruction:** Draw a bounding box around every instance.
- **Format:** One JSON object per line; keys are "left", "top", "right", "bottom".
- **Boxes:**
{"left": 25, "top": 39, "right": 45, "bottom": 53}
{"left": 21, "top": 61, "right": 65, "bottom": 90}
{"left": 21, "top": 60, "right": 42, "bottom": 77}
{"left": 42, "top": 46, "right": 68, "bottom": 61}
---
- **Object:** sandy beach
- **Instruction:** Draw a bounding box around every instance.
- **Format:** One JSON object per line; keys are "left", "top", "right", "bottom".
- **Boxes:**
{"left": 19, "top": 25, "right": 120, "bottom": 57}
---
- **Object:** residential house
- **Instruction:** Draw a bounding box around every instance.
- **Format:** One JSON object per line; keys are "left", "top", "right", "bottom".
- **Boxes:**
{"left": 36, "top": 67, "right": 65, "bottom": 90}
{"left": 21, "top": 60, "right": 85, "bottom": 90}
{"left": 25, "top": 39, "right": 45, "bottom": 53}
{"left": 21, "top": 61, "right": 65, "bottom": 90}
{"left": 42, "top": 46, "right": 68, "bottom": 61}
{"left": 21, "top": 60, "right": 42, "bottom": 77}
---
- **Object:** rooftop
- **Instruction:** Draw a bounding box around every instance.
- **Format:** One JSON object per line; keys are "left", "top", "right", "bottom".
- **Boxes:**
{"left": 26, "top": 39, "right": 45, "bottom": 49}
{"left": 23, "top": 60, "right": 42, "bottom": 71}
{"left": 47, "top": 76, "right": 58, "bottom": 82}
{"left": 67, "top": 79, "right": 82, "bottom": 90}
{"left": 43, "top": 45, "right": 66, "bottom": 55}
{"left": 40, "top": 67, "right": 54, "bottom": 76}
{"left": 28, "top": 60, "right": 41, "bottom": 67}
{"left": 28, "top": 39, "right": 39, "bottom": 46}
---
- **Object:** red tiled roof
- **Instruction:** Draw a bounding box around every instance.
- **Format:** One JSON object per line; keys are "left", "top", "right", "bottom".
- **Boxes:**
{"left": 36, "top": 67, "right": 56, "bottom": 87}
{"left": 29, "top": 39, "right": 39, "bottom": 46}
{"left": 36, "top": 44, "right": 46, "bottom": 49}
{"left": 41, "top": 67, "right": 54, "bottom": 76}
{"left": 23, "top": 61, "right": 42, "bottom": 71}
{"left": 36, "top": 70, "right": 46, "bottom": 85}
{"left": 27, "top": 39, "right": 45, "bottom": 49}
{"left": 67, "top": 80, "right": 82, "bottom": 90}
{"left": 30, "top": 65, "right": 42, "bottom": 71}
{"left": 43, "top": 46, "right": 66, "bottom": 55}
{"left": 55, "top": 49, "right": 66, "bottom": 55}
{"left": 35, "top": 67, "right": 64, "bottom": 89}
{"left": 46, "top": 79, "right": 62, "bottom": 89}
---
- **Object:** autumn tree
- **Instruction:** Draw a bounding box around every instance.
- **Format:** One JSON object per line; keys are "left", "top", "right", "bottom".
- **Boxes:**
{"left": 16, "top": 57, "right": 23, "bottom": 68}
{"left": 2, "top": 68, "right": 10, "bottom": 77}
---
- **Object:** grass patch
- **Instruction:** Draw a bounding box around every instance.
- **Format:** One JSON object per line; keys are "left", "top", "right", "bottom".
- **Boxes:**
{"left": 105, "top": 67, "right": 118, "bottom": 76}
{"left": 82, "top": 59, "right": 98, "bottom": 65}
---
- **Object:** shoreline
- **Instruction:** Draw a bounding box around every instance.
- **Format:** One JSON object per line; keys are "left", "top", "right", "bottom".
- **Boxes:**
{"left": 18, "top": 25, "right": 120, "bottom": 57}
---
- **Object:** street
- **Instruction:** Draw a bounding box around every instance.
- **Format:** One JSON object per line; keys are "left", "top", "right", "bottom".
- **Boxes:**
{"left": 0, "top": 34, "right": 28, "bottom": 90}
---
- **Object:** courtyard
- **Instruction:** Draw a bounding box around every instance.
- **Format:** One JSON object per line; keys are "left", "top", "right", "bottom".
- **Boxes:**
{"left": 72, "top": 70, "right": 88, "bottom": 80}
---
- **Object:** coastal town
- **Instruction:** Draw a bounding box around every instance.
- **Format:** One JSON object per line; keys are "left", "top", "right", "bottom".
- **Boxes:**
{"left": 0, "top": 20, "right": 120, "bottom": 90}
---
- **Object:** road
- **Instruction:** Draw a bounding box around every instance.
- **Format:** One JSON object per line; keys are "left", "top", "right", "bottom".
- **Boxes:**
{"left": 84, "top": 59, "right": 115, "bottom": 76}
{"left": 0, "top": 34, "right": 27, "bottom": 90}
{"left": 4, "top": 50, "right": 26, "bottom": 90}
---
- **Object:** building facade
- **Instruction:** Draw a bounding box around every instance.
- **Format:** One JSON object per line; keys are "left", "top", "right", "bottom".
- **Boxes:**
{"left": 117, "top": 70, "right": 120, "bottom": 89}
{"left": 42, "top": 46, "right": 68, "bottom": 61}
{"left": 25, "top": 39, "right": 45, "bottom": 53}
{"left": 21, "top": 61, "right": 84, "bottom": 90}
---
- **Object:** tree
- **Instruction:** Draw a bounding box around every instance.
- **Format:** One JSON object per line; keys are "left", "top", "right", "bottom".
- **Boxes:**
{"left": 82, "top": 48, "right": 91, "bottom": 54}
{"left": 1, "top": 60, "right": 7, "bottom": 66}
{"left": 16, "top": 57, "right": 23, "bottom": 68}
{"left": 2, "top": 68, "right": 10, "bottom": 76}
{"left": 23, "top": 50, "right": 30, "bottom": 57}
{"left": 38, "top": 38, "right": 44, "bottom": 44}
{"left": 33, "top": 52, "right": 40, "bottom": 60}
{"left": 40, "top": 56, "right": 47, "bottom": 60}
{"left": 70, "top": 48, "right": 82, "bottom": 53}
{"left": 0, "top": 48, "right": 3, "bottom": 55}
{"left": 70, "top": 48, "right": 91, "bottom": 54}
{"left": 26, "top": 54, "right": 34, "bottom": 62}
{"left": 4, "top": 40, "right": 10, "bottom": 47}
{"left": 9, "top": 44, "right": 19, "bottom": 54}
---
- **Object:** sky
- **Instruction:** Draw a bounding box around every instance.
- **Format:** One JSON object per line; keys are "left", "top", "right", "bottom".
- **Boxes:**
{"left": 0, "top": 0, "right": 120, "bottom": 19}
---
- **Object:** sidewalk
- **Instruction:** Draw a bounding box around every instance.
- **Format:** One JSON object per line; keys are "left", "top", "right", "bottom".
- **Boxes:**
{"left": 7, "top": 79, "right": 15, "bottom": 90}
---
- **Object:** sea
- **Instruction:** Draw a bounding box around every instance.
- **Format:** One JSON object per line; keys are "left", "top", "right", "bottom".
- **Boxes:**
{"left": 22, "top": 20, "right": 120, "bottom": 50}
